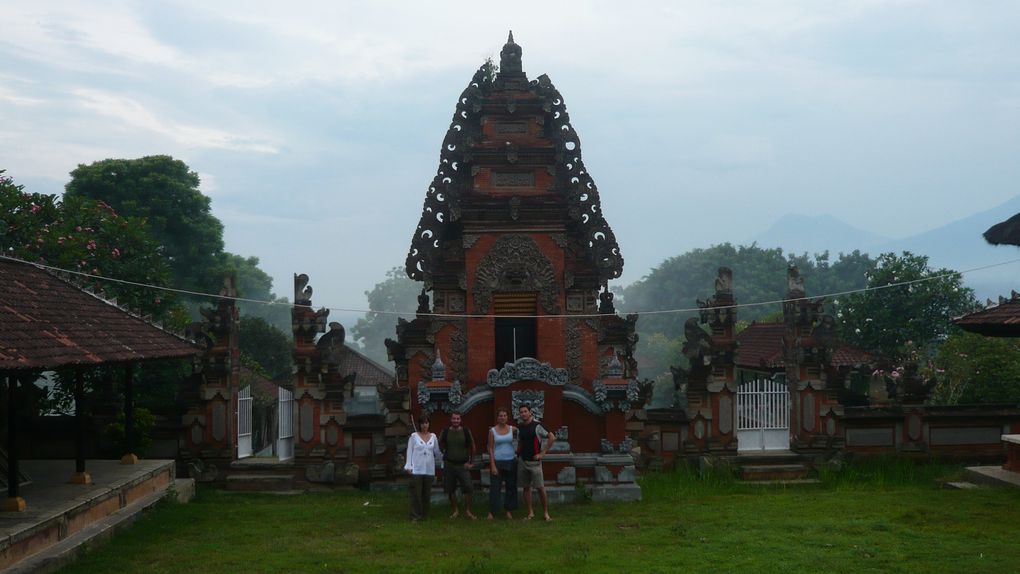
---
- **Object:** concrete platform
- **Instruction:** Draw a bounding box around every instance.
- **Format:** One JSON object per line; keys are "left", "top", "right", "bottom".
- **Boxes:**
{"left": 0, "top": 459, "right": 181, "bottom": 571}
{"left": 963, "top": 465, "right": 1020, "bottom": 488}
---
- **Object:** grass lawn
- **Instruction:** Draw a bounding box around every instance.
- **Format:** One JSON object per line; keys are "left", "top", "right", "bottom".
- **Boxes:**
{"left": 60, "top": 461, "right": 1020, "bottom": 573}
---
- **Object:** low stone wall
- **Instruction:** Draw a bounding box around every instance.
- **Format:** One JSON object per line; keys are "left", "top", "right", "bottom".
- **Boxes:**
{"left": 842, "top": 405, "right": 1020, "bottom": 462}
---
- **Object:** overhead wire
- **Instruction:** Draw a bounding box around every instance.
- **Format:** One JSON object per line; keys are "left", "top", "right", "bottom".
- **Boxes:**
{"left": 1, "top": 253, "right": 1017, "bottom": 320}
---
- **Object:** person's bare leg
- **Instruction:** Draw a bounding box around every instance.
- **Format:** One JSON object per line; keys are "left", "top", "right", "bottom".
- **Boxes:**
{"left": 524, "top": 486, "right": 534, "bottom": 519}
{"left": 539, "top": 487, "right": 551, "bottom": 520}
{"left": 464, "top": 494, "right": 476, "bottom": 519}
{"left": 448, "top": 493, "right": 459, "bottom": 518}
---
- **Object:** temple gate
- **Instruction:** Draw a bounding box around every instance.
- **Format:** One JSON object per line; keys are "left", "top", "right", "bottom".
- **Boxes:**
{"left": 386, "top": 33, "right": 646, "bottom": 497}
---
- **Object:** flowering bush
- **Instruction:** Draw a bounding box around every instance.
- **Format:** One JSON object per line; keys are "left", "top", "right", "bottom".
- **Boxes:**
{"left": 1, "top": 170, "right": 176, "bottom": 321}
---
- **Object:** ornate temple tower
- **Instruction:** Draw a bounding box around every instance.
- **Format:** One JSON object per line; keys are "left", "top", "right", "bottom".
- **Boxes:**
{"left": 387, "top": 33, "right": 642, "bottom": 493}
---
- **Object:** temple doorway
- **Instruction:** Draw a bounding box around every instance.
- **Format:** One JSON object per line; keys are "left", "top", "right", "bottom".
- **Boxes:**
{"left": 236, "top": 382, "right": 294, "bottom": 461}
{"left": 736, "top": 378, "right": 790, "bottom": 452}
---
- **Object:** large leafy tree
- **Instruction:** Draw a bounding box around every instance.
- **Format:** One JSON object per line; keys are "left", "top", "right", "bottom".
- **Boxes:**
{"left": 64, "top": 156, "right": 291, "bottom": 331}
{"left": 1, "top": 170, "right": 178, "bottom": 321}
{"left": 838, "top": 252, "right": 975, "bottom": 360}
{"left": 65, "top": 156, "right": 223, "bottom": 294}
{"left": 352, "top": 267, "right": 420, "bottom": 364}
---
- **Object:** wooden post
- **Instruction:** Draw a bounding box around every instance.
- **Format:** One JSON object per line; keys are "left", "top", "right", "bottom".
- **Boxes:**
{"left": 120, "top": 364, "right": 138, "bottom": 464}
{"left": 69, "top": 369, "right": 92, "bottom": 484}
{"left": 3, "top": 374, "right": 26, "bottom": 512}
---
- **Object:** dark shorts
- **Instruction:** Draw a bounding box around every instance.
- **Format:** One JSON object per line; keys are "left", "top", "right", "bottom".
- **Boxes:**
{"left": 443, "top": 463, "right": 474, "bottom": 495}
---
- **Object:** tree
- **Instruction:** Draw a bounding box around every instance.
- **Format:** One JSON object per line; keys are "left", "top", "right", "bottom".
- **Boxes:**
{"left": 838, "top": 252, "right": 976, "bottom": 360}
{"left": 220, "top": 253, "right": 292, "bottom": 334}
{"left": 65, "top": 156, "right": 224, "bottom": 294}
{"left": 1, "top": 170, "right": 179, "bottom": 321}
{"left": 239, "top": 316, "right": 292, "bottom": 381}
{"left": 352, "top": 267, "right": 421, "bottom": 364}
{"left": 64, "top": 156, "right": 291, "bottom": 330}
{"left": 930, "top": 332, "right": 1020, "bottom": 405}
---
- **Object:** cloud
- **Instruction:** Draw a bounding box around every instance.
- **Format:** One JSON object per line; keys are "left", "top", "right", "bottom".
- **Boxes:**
{"left": 71, "top": 88, "right": 278, "bottom": 153}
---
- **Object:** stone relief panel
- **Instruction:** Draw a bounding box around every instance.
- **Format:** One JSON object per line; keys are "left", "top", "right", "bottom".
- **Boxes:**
{"left": 511, "top": 390, "right": 545, "bottom": 422}
{"left": 473, "top": 234, "right": 560, "bottom": 314}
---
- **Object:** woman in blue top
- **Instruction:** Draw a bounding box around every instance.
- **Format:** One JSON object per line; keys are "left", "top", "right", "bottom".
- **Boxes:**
{"left": 486, "top": 407, "right": 518, "bottom": 519}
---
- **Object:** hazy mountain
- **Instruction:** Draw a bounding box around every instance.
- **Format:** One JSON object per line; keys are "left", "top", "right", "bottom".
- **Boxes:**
{"left": 877, "top": 194, "right": 1020, "bottom": 302}
{"left": 746, "top": 197, "right": 1020, "bottom": 301}
{"left": 746, "top": 213, "right": 890, "bottom": 257}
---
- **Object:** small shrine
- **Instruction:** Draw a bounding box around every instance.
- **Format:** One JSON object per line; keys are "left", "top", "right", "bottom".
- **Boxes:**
{"left": 386, "top": 33, "right": 644, "bottom": 497}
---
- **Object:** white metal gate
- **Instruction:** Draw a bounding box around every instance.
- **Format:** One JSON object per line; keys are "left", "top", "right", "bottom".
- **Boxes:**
{"left": 237, "top": 385, "right": 253, "bottom": 459}
{"left": 737, "top": 378, "right": 790, "bottom": 452}
{"left": 277, "top": 386, "right": 294, "bottom": 462}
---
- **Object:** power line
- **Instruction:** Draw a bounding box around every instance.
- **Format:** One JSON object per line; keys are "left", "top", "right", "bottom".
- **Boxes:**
{"left": 2, "top": 253, "right": 1017, "bottom": 320}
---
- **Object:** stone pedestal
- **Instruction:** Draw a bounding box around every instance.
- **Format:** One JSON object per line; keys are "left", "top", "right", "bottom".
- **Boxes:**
{"left": 2, "top": 496, "right": 26, "bottom": 512}
{"left": 68, "top": 471, "right": 93, "bottom": 485}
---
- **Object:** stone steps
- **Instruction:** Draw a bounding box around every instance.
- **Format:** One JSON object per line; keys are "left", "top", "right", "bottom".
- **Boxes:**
{"left": 224, "top": 473, "right": 296, "bottom": 492}
{"left": 739, "top": 463, "right": 810, "bottom": 481}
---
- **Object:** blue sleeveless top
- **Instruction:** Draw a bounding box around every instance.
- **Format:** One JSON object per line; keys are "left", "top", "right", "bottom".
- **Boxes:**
{"left": 491, "top": 427, "right": 515, "bottom": 461}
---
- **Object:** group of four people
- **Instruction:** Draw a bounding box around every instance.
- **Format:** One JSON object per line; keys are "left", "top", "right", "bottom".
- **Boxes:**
{"left": 403, "top": 404, "right": 556, "bottom": 521}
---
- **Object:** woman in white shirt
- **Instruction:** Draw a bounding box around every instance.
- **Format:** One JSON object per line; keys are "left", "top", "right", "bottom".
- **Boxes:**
{"left": 404, "top": 414, "right": 443, "bottom": 521}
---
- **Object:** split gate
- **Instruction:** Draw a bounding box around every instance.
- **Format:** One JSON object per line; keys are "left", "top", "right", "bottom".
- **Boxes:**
{"left": 277, "top": 386, "right": 294, "bottom": 461}
{"left": 736, "top": 378, "right": 790, "bottom": 452}
{"left": 237, "top": 385, "right": 253, "bottom": 459}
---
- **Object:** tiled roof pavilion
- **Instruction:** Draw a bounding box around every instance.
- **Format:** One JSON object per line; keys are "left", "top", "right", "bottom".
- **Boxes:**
{"left": 0, "top": 257, "right": 199, "bottom": 371}
{"left": 2, "top": 256, "right": 201, "bottom": 512}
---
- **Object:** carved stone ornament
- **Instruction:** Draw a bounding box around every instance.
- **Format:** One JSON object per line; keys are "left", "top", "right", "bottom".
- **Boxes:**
{"left": 511, "top": 390, "right": 545, "bottom": 422}
{"left": 565, "top": 318, "right": 582, "bottom": 384}
{"left": 487, "top": 357, "right": 568, "bottom": 387}
{"left": 473, "top": 234, "right": 560, "bottom": 314}
{"left": 406, "top": 34, "right": 624, "bottom": 283}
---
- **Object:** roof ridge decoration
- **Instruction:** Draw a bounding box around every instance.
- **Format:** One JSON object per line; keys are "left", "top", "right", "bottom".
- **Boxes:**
{"left": 405, "top": 34, "right": 624, "bottom": 284}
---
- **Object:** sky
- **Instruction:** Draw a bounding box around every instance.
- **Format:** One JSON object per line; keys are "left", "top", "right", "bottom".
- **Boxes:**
{"left": 2, "top": 1, "right": 1019, "bottom": 326}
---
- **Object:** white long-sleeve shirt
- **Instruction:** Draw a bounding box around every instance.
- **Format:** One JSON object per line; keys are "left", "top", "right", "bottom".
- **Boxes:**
{"left": 404, "top": 432, "right": 443, "bottom": 476}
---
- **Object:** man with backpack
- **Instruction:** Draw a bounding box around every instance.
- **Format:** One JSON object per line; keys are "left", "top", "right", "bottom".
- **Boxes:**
{"left": 439, "top": 411, "right": 476, "bottom": 519}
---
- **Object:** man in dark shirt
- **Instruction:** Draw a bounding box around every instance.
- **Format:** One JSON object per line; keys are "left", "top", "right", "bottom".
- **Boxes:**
{"left": 439, "top": 411, "right": 476, "bottom": 519}
{"left": 517, "top": 404, "right": 556, "bottom": 521}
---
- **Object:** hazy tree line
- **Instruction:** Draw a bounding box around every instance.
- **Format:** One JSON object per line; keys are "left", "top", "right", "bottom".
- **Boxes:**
{"left": 4, "top": 155, "right": 1014, "bottom": 410}
{"left": 354, "top": 244, "right": 1017, "bottom": 405}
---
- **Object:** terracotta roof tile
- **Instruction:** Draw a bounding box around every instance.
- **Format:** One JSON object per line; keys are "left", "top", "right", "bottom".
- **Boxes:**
{"left": 0, "top": 258, "right": 201, "bottom": 371}
{"left": 735, "top": 321, "right": 872, "bottom": 369}
{"left": 735, "top": 322, "right": 786, "bottom": 369}
{"left": 339, "top": 345, "right": 395, "bottom": 388}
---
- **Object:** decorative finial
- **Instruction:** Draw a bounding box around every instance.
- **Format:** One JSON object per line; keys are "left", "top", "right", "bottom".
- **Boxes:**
{"left": 432, "top": 349, "right": 446, "bottom": 382}
{"left": 499, "top": 31, "right": 523, "bottom": 76}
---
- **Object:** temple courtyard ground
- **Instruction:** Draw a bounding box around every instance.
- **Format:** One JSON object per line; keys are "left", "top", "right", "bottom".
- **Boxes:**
{"left": 58, "top": 460, "right": 1019, "bottom": 574}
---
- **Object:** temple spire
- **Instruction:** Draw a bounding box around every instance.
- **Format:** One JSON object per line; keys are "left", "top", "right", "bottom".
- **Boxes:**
{"left": 499, "top": 30, "right": 524, "bottom": 77}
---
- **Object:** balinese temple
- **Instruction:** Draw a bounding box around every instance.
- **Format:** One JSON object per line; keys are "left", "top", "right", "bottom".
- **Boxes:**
{"left": 386, "top": 33, "right": 644, "bottom": 496}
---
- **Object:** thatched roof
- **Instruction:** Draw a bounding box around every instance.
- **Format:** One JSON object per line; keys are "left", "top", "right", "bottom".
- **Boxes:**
{"left": 984, "top": 213, "right": 1020, "bottom": 246}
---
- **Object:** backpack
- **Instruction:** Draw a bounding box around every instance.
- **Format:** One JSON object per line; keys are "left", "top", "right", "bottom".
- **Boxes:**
{"left": 439, "top": 426, "right": 474, "bottom": 463}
